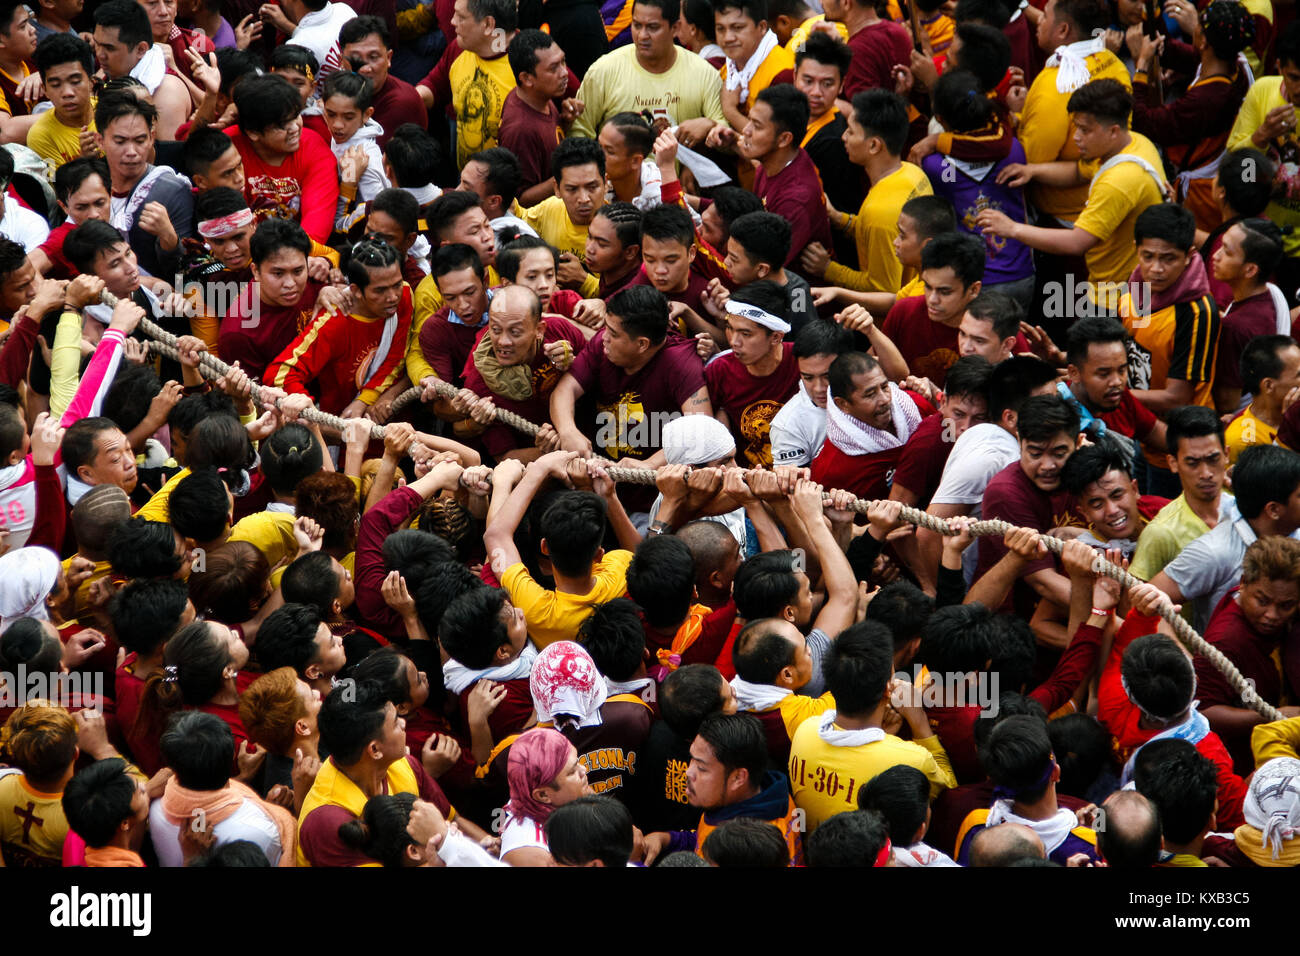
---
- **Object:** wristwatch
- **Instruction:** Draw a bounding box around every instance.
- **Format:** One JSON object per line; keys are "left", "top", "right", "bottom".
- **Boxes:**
{"left": 647, "top": 520, "right": 671, "bottom": 536}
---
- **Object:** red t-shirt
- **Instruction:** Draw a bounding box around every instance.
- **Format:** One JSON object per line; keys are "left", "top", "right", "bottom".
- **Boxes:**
{"left": 704, "top": 343, "right": 800, "bottom": 467}
{"left": 226, "top": 125, "right": 341, "bottom": 244}
{"left": 453, "top": 676, "right": 534, "bottom": 743}
{"left": 115, "top": 655, "right": 164, "bottom": 777}
{"left": 219, "top": 280, "right": 324, "bottom": 383}
{"left": 419, "top": 308, "right": 485, "bottom": 387}
{"left": 753, "top": 149, "right": 834, "bottom": 267}
{"left": 1096, "top": 388, "right": 1158, "bottom": 441}
{"left": 881, "top": 295, "right": 961, "bottom": 387}
{"left": 890, "top": 410, "right": 954, "bottom": 506}
{"left": 499, "top": 88, "right": 562, "bottom": 192}
{"left": 843, "top": 19, "right": 913, "bottom": 99}
{"left": 809, "top": 389, "right": 936, "bottom": 501}
{"left": 461, "top": 315, "right": 589, "bottom": 457}
{"left": 37, "top": 221, "right": 76, "bottom": 279}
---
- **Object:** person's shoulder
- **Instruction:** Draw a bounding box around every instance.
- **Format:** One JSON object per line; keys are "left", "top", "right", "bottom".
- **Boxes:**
{"left": 598, "top": 549, "right": 635, "bottom": 575}
{"left": 588, "top": 44, "right": 637, "bottom": 75}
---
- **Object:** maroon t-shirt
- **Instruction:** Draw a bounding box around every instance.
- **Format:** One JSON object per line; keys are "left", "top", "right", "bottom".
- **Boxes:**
{"left": 754, "top": 148, "right": 834, "bottom": 267}
{"left": 1095, "top": 388, "right": 1158, "bottom": 441}
{"left": 629, "top": 268, "right": 713, "bottom": 319}
{"left": 843, "top": 19, "right": 913, "bottom": 98}
{"left": 567, "top": 329, "right": 707, "bottom": 462}
{"left": 890, "top": 410, "right": 955, "bottom": 506}
{"left": 704, "top": 343, "right": 800, "bottom": 466}
{"left": 219, "top": 280, "right": 325, "bottom": 383}
{"left": 881, "top": 295, "right": 961, "bottom": 387}
{"left": 371, "top": 73, "right": 427, "bottom": 148}
{"left": 974, "top": 461, "right": 1080, "bottom": 612}
{"left": 561, "top": 698, "right": 654, "bottom": 800}
{"left": 37, "top": 221, "right": 76, "bottom": 279}
{"left": 499, "top": 88, "right": 563, "bottom": 192}
{"left": 453, "top": 676, "right": 534, "bottom": 743}
{"left": 461, "top": 315, "right": 589, "bottom": 457}
{"left": 1216, "top": 290, "right": 1282, "bottom": 391}
{"left": 809, "top": 389, "right": 936, "bottom": 501}
{"left": 419, "top": 307, "right": 488, "bottom": 386}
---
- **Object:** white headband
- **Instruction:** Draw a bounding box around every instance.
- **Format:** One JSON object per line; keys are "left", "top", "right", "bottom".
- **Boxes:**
{"left": 724, "top": 298, "right": 790, "bottom": 334}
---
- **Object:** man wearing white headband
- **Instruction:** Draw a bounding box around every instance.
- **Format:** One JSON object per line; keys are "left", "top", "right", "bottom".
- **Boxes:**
{"left": 704, "top": 283, "right": 799, "bottom": 467}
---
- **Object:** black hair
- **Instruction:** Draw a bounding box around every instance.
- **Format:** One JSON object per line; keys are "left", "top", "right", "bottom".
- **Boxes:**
{"left": 184, "top": 126, "right": 238, "bottom": 180}
{"left": 255, "top": 603, "right": 325, "bottom": 676}
{"left": 188, "top": 840, "right": 272, "bottom": 867}
{"left": 339, "top": 13, "right": 391, "bottom": 49}
{"left": 593, "top": 201, "right": 644, "bottom": 249}
{"left": 54, "top": 157, "right": 110, "bottom": 207}
{"left": 640, "top": 202, "right": 695, "bottom": 250}
{"left": 695, "top": 713, "right": 767, "bottom": 787}
{"left": 0, "top": 618, "right": 62, "bottom": 675}
{"left": 627, "top": 536, "right": 695, "bottom": 630}
{"left": 702, "top": 818, "right": 790, "bottom": 867}
{"left": 93, "top": 0, "right": 152, "bottom": 49}
{"left": 901, "top": 194, "right": 958, "bottom": 240}
{"left": 62, "top": 758, "right": 139, "bottom": 847}
{"left": 827, "top": 350, "right": 883, "bottom": 400}
{"left": 268, "top": 44, "right": 319, "bottom": 78}
{"left": 431, "top": 241, "right": 486, "bottom": 282}
{"left": 918, "top": 603, "right": 994, "bottom": 676}
{"left": 62, "top": 219, "right": 129, "bottom": 274}
{"left": 732, "top": 549, "right": 799, "bottom": 619}
{"left": 385, "top": 125, "right": 440, "bottom": 189}
{"left": 168, "top": 468, "right": 231, "bottom": 544}
{"left": 352, "top": 646, "right": 420, "bottom": 712}
{"left": 659, "top": 663, "right": 728, "bottom": 740}
{"left": 216, "top": 47, "right": 264, "bottom": 98}
{"left": 414, "top": 562, "right": 485, "bottom": 637}
{"left": 987, "top": 613, "right": 1036, "bottom": 693}
{"left": 1232, "top": 443, "right": 1300, "bottom": 521}
{"left": 1217, "top": 149, "right": 1275, "bottom": 218}
{"left": 193, "top": 186, "right": 248, "bottom": 225}
{"left": 1164, "top": 404, "right": 1225, "bottom": 458}
{"left": 108, "top": 577, "right": 190, "bottom": 658}
{"left": 979, "top": 713, "right": 1055, "bottom": 802}
{"left": 1016, "top": 394, "right": 1081, "bottom": 444}
{"left": 337, "top": 792, "right": 419, "bottom": 867}
{"left": 249, "top": 216, "right": 311, "bottom": 265}
{"left": 281, "top": 551, "right": 343, "bottom": 616}
{"left": 343, "top": 237, "right": 403, "bottom": 288}
{"left": 921, "top": 231, "right": 985, "bottom": 287}
{"left": 1052, "top": 0, "right": 1110, "bottom": 38}
{"left": 1066, "top": 76, "right": 1132, "bottom": 126}
{"left": 851, "top": 88, "right": 909, "bottom": 156}
{"left": 706, "top": 186, "right": 765, "bottom": 242}
{"left": 34, "top": 31, "right": 94, "bottom": 79}
{"left": 733, "top": 619, "right": 798, "bottom": 684}
{"left": 546, "top": 796, "right": 636, "bottom": 867}
{"left": 794, "top": 31, "right": 852, "bottom": 75}
{"left": 755, "top": 83, "right": 809, "bottom": 144}
{"left": 1236, "top": 217, "right": 1285, "bottom": 281}
{"left": 858, "top": 764, "right": 929, "bottom": 846}
{"left": 540, "top": 490, "right": 609, "bottom": 577}
{"left": 942, "top": 354, "right": 994, "bottom": 403}
{"left": 1240, "top": 333, "right": 1298, "bottom": 395}
{"left": 467, "top": 146, "right": 523, "bottom": 209}
{"left": 1276, "top": 16, "right": 1300, "bottom": 69}
{"left": 508, "top": 27, "right": 557, "bottom": 77}
{"left": 260, "top": 424, "right": 323, "bottom": 496}
{"left": 682, "top": 0, "right": 719, "bottom": 40}
{"left": 954, "top": 0, "right": 1011, "bottom": 26}
{"left": 714, "top": 0, "right": 768, "bottom": 20}
{"left": 728, "top": 211, "right": 790, "bottom": 269}
{"left": 107, "top": 518, "right": 183, "bottom": 579}
{"left": 1120, "top": 634, "right": 1194, "bottom": 721}
{"left": 933, "top": 69, "right": 994, "bottom": 133}
{"left": 438, "top": 587, "right": 512, "bottom": 670}
{"left": 607, "top": 284, "right": 671, "bottom": 346}
{"left": 185, "top": 415, "right": 256, "bottom": 474}
{"left": 950, "top": 22, "right": 1011, "bottom": 92}
{"left": 323, "top": 69, "right": 375, "bottom": 112}
{"left": 1047, "top": 712, "right": 1116, "bottom": 800}
{"left": 823, "top": 620, "right": 895, "bottom": 715}
{"left": 1096, "top": 791, "right": 1163, "bottom": 867}
{"left": 792, "top": 316, "right": 854, "bottom": 359}
{"left": 1134, "top": 203, "right": 1196, "bottom": 250}
{"left": 368, "top": 187, "right": 420, "bottom": 239}
{"left": 0, "top": 234, "right": 23, "bottom": 287}
{"left": 467, "top": 0, "right": 519, "bottom": 30}
{"left": 318, "top": 678, "right": 391, "bottom": 766}
{"left": 804, "top": 809, "right": 890, "bottom": 866}
{"left": 633, "top": 0, "right": 682, "bottom": 24}
{"left": 103, "top": 363, "right": 162, "bottom": 435}
{"left": 1132, "top": 738, "right": 1218, "bottom": 845}
{"left": 1059, "top": 437, "right": 1134, "bottom": 498}
{"left": 603, "top": 112, "right": 655, "bottom": 159}
{"left": 0, "top": 400, "right": 20, "bottom": 463}
{"left": 865, "top": 580, "right": 935, "bottom": 651}
{"left": 578, "top": 598, "right": 648, "bottom": 681}
{"left": 730, "top": 279, "right": 788, "bottom": 320}
{"left": 497, "top": 235, "right": 558, "bottom": 281}
{"left": 233, "top": 73, "right": 302, "bottom": 135}
{"left": 551, "top": 135, "right": 605, "bottom": 182}
{"left": 1065, "top": 315, "right": 1127, "bottom": 367}
{"left": 161, "top": 711, "right": 234, "bottom": 790}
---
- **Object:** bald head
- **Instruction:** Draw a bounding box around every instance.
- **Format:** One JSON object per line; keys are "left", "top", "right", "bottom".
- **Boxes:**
{"left": 969, "top": 823, "right": 1046, "bottom": 867}
{"left": 1098, "top": 790, "right": 1161, "bottom": 868}
{"left": 676, "top": 519, "right": 742, "bottom": 592}
{"left": 490, "top": 284, "right": 541, "bottom": 324}
{"left": 486, "top": 284, "right": 543, "bottom": 367}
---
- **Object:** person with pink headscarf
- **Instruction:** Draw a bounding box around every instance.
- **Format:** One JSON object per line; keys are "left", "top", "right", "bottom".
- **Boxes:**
{"left": 530, "top": 640, "right": 653, "bottom": 801}
{"left": 499, "top": 727, "right": 592, "bottom": 867}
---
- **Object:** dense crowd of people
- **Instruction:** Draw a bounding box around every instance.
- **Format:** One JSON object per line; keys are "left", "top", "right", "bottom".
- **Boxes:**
{"left": 0, "top": 0, "right": 1298, "bottom": 870}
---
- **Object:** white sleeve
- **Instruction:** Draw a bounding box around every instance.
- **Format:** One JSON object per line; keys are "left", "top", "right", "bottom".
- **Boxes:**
{"left": 438, "top": 829, "right": 508, "bottom": 867}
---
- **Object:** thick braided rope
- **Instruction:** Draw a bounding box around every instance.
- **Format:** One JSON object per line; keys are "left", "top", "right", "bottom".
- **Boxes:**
{"left": 119, "top": 297, "right": 1279, "bottom": 720}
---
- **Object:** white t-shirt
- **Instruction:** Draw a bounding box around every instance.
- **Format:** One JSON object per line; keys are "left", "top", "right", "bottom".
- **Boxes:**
{"left": 0, "top": 195, "right": 49, "bottom": 252}
{"left": 287, "top": 1, "right": 357, "bottom": 88}
{"left": 770, "top": 383, "right": 827, "bottom": 467}
{"left": 499, "top": 808, "right": 548, "bottom": 860}
{"left": 149, "top": 794, "right": 284, "bottom": 867}
{"left": 930, "top": 422, "right": 1020, "bottom": 582}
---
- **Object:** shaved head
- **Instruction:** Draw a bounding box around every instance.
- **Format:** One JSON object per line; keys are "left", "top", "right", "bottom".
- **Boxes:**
{"left": 490, "top": 283, "right": 541, "bottom": 325}
{"left": 969, "top": 823, "right": 1046, "bottom": 867}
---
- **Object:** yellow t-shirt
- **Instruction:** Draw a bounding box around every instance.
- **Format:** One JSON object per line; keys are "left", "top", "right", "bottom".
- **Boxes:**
{"left": 228, "top": 509, "right": 298, "bottom": 569}
{"left": 28, "top": 109, "right": 95, "bottom": 175}
{"left": 1225, "top": 405, "right": 1277, "bottom": 465}
{"left": 824, "top": 162, "right": 931, "bottom": 293}
{"left": 788, "top": 718, "right": 956, "bottom": 832}
{"left": 1228, "top": 76, "right": 1300, "bottom": 257}
{"left": 569, "top": 45, "right": 727, "bottom": 139}
{"left": 1020, "top": 48, "right": 1131, "bottom": 221}
{"left": 520, "top": 197, "right": 600, "bottom": 297}
{"left": 135, "top": 466, "right": 191, "bottom": 523}
{"left": 720, "top": 43, "right": 795, "bottom": 112}
{"left": 0, "top": 773, "right": 67, "bottom": 867}
{"left": 451, "top": 50, "right": 516, "bottom": 169}
{"left": 500, "top": 549, "right": 634, "bottom": 648}
{"left": 1074, "top": 132, "right": 1167, "bottom": 292}
{"left": 786, "top": 14, "right": 848, "bottom": 53}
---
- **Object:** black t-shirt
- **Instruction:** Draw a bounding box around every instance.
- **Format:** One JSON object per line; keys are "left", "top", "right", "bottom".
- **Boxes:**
{"left": 626, "top": 720, "right": 701, "bottom": 833}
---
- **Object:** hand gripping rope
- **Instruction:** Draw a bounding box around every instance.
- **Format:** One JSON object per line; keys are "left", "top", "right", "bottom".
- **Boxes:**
{"left": 111, "top": 290, "right": 1280, "bottom": 721}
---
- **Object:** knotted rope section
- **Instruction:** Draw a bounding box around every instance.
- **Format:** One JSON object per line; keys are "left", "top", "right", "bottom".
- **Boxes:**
{"left": 112, "top": 291, "right": 1279, "bottom": 721}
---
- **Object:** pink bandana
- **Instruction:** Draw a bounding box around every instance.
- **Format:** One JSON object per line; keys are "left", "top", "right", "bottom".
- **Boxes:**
{"left": 199, "top": 208, "right": 255, "bottom": 239}
{"left": 505, "top": 728, "right": 572, "bottom": 823}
